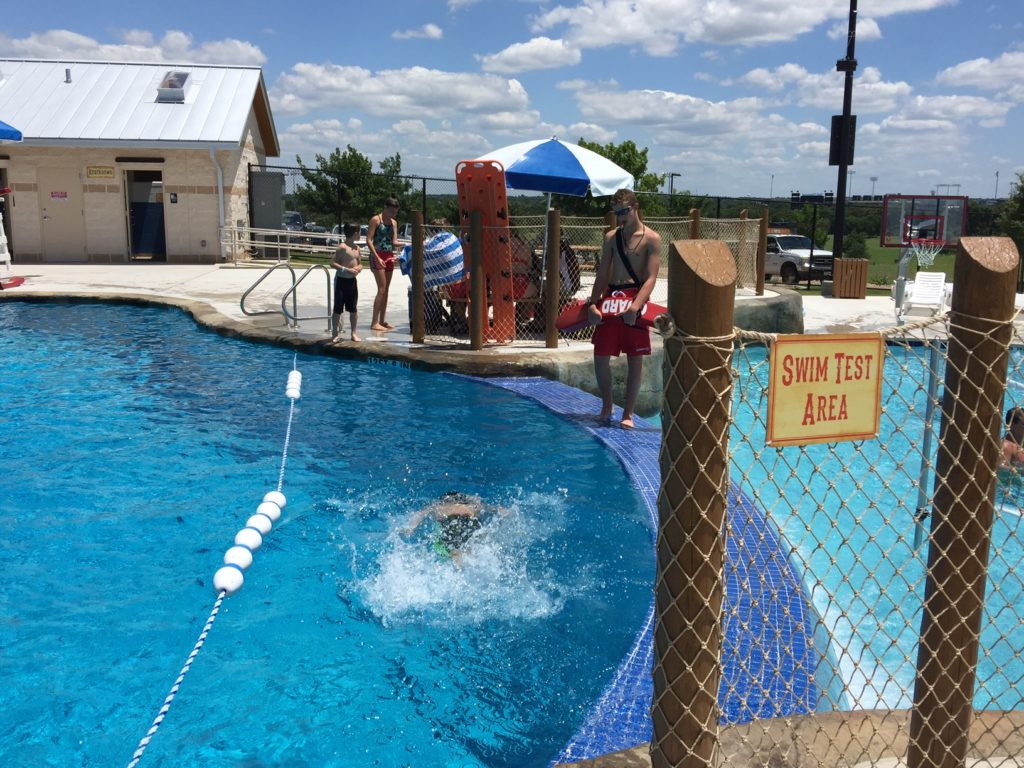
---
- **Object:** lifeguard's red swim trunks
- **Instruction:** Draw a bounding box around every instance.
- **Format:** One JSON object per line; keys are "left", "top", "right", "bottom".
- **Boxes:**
{"left": 591, "top": 289, "right": 652, "bottom": 357}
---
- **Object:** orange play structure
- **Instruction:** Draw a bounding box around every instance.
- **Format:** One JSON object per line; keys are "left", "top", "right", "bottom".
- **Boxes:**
{"left": 455, "top": 160, "right": 515, "bottom": 342}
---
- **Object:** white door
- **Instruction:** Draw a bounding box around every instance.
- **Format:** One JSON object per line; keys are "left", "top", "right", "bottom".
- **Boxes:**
{"left": 37, "top": 167, "right": 86, "bottom": 262}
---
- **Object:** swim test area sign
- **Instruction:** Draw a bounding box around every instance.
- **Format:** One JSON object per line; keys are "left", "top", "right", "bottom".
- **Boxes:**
{"left": 766, "top": 333, "right": 885, "bottom": 446}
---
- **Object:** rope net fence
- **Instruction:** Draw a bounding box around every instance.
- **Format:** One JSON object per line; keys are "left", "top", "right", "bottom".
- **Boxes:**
{"left": 417, "top": 212, "right": 762, "bottom": 347}
{"left": 651, "top": 278, "right": 1024, "bottom": 768}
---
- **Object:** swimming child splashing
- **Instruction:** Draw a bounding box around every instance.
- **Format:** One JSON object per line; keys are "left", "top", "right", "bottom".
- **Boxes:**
{"left": 402, "top": 491, "right": 488, "bottom": 566}
{"left": 360, "top": 490, "right": 567, "bottom": 626}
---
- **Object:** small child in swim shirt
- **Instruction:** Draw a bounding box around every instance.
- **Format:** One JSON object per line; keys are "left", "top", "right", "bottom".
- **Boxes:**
{"left": 331, "top": 223, "right": 363, "bottom": 342}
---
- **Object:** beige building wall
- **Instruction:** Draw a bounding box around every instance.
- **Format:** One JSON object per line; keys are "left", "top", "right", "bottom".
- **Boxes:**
{"left": 1, "top": 105, "right": 269, "bottom": 265}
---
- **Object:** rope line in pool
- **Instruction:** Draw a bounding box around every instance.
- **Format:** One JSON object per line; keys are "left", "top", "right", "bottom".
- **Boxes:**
{"left": 126, "top": 361, "right": 302, "bottom": 767}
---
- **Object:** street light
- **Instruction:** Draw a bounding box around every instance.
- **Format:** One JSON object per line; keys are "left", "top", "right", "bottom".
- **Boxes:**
{"left": 667, "top": 172, "right": 681, "bottom": 195}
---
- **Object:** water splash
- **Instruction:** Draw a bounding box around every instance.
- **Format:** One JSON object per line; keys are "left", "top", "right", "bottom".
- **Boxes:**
{"left": 356, "top": 495, "right": 568, "bottom": 627}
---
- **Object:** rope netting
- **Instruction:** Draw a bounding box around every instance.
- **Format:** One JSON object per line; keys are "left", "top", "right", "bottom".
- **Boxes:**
{"left": 416, "top": 213, "right": 760, "bottom": 347}
{"left": 648, "top": 216, "right": 761, "bottom": 291}
{"left": 652, "top": 304, "right": 1024, "bottom": 767}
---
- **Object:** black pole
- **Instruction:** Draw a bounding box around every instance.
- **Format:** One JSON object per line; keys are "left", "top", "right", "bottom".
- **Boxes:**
{"left": 832, "top": 0, "right": 858, "bottom": 262}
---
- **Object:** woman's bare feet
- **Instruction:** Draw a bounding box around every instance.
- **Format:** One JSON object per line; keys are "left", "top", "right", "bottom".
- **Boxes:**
{"left": 382, "top": 321, "right": 396, "bottom": 330}
{"left": 370, "top": 323, "right": 389, "bottom": 331}
{"left": 350, "top": 333, "right": 362, "bottom": 342}
{"left": 598, "top": 408, "right": 613, "bottom": 423}
{"left": 619, "top": 415, "right": 635, "bottom": 429}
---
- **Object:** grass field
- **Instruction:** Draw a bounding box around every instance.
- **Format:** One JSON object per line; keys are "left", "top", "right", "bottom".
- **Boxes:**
{"left": 822, "top": 236, "right": 954, "bottom": 285}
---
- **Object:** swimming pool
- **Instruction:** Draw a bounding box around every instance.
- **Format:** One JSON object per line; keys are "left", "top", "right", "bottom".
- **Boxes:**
{"left": 0, "top": 302, "right": 655, "bottom": 766}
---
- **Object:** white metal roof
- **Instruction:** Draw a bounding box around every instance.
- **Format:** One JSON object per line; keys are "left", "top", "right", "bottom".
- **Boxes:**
{"left": 0, "top": 59, "right": 279, "bottom": 154}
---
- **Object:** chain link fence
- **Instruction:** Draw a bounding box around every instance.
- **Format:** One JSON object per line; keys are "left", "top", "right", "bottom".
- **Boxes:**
{"left": 647, "top": 237, "right": 1024, "bottom": 768}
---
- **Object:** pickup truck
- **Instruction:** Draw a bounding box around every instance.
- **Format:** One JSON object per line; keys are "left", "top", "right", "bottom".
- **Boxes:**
{"left": 765, "top": 234, "right": 833, "bottom": 284}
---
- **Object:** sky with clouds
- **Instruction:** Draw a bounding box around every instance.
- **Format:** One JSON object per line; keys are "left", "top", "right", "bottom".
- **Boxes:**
{"left": 1, "top": 0, "right": 1022, "bottom": 199}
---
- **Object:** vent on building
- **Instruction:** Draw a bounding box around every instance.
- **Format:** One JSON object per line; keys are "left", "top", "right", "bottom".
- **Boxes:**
{"left": 156, "top": 71, "right": 190, "bottom": 103}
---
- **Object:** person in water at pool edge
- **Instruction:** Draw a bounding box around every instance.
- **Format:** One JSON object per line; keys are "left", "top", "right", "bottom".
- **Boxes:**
{"left": 401, "top": 491, "right": 487, "bottom": 565}
{"left": 1002, "top": 406, "right": 1024, "bottom": 468}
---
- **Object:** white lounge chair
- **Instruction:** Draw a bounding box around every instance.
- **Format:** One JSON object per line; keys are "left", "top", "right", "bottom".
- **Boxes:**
{"left": 901, "top": 271, "right": 949, "bottom": 318}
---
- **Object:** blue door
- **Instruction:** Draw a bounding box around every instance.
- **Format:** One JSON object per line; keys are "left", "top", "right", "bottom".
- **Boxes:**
{"left": 126, "top": 170, "right": 166, "bottom": 261}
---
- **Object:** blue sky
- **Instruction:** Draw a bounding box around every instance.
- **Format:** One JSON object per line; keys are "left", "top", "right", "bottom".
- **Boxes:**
{"left": 1, "top": 0, "right": 1022, "bottom": 200}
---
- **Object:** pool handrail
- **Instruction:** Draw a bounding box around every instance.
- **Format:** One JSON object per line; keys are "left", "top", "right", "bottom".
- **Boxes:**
{"left": 240, "top": 262, "right": 298, "bottom": 325}
{"left": 280, "top": 264, "right": 333, "bottom": 332}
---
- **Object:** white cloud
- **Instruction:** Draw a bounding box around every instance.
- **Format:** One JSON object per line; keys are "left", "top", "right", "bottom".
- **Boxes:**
{"left": 0, "top": 29, "right": 266, "bottom": 65}
{"left": 271, "top": 63, "right": 529, "bottom": 119}
{"left": 478, "top": 37, "right": 581, "bottom": 73}
{"left": 392, "top": 23, "right": 443, "bottom": 40}
{"left": 733, "top": 64, "right": 912, "bottom": 113}
{"left": 828, "top": 17, "right": 882, "bottom": 40}
{"left": 903, "top": 94, "right": 1010, "bottom": 126}
{"left": 530, "top": 0, "right": 956, "bottom": 56}
{"left": 567, "top": 122, "right": 617, "bottom": 143}
{"left": 937, "top": 50, "right": 1024, "bottom": 103}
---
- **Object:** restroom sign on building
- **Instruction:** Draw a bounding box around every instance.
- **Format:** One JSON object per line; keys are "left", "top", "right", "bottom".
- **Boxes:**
{"left": 766, "top": 332, "right": 885, "bottom": 446}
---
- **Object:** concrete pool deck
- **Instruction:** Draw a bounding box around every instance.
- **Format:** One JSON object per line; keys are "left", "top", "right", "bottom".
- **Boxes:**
{"left": 0, "top": 262, "right": 911, "bottom": 414}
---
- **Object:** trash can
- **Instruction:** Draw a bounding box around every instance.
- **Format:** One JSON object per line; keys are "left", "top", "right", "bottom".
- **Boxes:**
{"left": 833, "top": 258, "right": 868, "bottom": 299}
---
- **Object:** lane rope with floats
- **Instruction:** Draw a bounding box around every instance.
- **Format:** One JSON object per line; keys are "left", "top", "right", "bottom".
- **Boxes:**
{"left": 126, "top": 356, "right": 303, "bottom": 768}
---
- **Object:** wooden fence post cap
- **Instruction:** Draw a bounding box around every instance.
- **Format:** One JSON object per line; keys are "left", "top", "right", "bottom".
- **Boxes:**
{"left": 671, "top": 239, "right": 737, "bottom": 287}
{"left": 958, "top": 236, "right": 1020, "bottom": 274}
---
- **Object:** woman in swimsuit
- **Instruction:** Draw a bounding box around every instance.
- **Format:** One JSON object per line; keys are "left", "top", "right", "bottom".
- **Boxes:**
{"left": 367, "top": 197, "right": 400, "bottom": 331}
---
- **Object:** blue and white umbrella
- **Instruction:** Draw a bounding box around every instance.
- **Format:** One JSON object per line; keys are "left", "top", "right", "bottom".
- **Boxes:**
{"left": 475, "top": 137, "right": 633, "bottom": 198}
{"left": 0, "top": 119, "right": 22, "bottom": 143}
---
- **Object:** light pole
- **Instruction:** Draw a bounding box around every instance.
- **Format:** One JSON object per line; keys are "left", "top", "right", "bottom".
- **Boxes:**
{"left": 770, "top": 173, "right": 775, "bottom": 199}
{"left": 667, "top": 172, "right": 681, "bottom": 195}
{"left": 870, "top": 176, "right": 878, "bottom": 197}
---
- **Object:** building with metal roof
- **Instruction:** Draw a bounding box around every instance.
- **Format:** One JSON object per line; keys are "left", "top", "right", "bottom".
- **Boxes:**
{"left": 0, "top": 58, "right": 280, "bottom": 263}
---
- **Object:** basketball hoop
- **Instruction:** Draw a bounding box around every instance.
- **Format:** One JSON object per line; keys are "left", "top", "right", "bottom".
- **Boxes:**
{"left": 909, "top": 238, "right": 944, "bottom": 268}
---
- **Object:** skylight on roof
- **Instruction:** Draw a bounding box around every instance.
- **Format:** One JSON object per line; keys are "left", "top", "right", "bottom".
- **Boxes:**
{"left": 156, "top": 71, "right": 190, "bottom": 103}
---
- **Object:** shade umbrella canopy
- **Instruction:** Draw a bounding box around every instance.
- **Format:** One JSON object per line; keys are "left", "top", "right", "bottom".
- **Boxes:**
{"left": 475, "top": 137, "right": 633, "bottom": 197}
{"left": 0, "top": 118, "right": 22, "bottom": 143}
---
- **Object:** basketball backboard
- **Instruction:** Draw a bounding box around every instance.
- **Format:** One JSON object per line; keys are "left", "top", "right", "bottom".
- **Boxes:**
{"left": 881, "top": 194, "right": 968, "bottom": 248}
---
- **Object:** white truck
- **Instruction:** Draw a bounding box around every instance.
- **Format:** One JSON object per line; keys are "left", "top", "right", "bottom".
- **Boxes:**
{"left": 764, "top": 234, "right": 833, "bottom": 284}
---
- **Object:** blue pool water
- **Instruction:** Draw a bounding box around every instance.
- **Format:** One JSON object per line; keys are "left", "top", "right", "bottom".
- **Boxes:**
{"left": 0, "top": 302, "right": 655, "bottom": 767}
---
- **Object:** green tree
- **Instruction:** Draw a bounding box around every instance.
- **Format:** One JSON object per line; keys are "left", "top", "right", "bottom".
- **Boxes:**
{"left": 295, "top": 145, "right": 413, "bottom": 227}
{"left": 790, "top": 204, "right": 831, "bottom": 246}
{"left": 996, "top": 171, "right": 1024, "bottom": 255}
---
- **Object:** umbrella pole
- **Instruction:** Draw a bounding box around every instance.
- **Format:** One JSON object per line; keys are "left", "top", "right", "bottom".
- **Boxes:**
{"left": 541, "top": 192, "right": 552, "bottom": 289}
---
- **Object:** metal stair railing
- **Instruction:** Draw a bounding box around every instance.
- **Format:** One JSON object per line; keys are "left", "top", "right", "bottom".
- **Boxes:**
{"left": 281, "top": 264, "right": 333, "bottom": 332}
{"left": 240, "top": 263, "right": 298, "bottom": 325}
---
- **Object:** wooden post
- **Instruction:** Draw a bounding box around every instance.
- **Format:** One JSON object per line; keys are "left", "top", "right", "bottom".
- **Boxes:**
{"left": 411, "top": 211, "right": 425, "bottom": 344}
{"left": 545, "top": 207, "right": 560, "bottom": 349}
{"left": 469, "top": 210, "right": 484, "bottom": 351}
{"left": 756, "top": 208, "right": 768, "bottom": 296}
{"left": 688, "top": 208, "right": 701, "bottom": 240}
{"left": 907, "top": 237, "right": 1020, "bottom": 768}
{"left": 652, "top": 239, "right": 737, "bottom": 768}
{"left": 739, "top": 210, "right": 749, "bottom": 292}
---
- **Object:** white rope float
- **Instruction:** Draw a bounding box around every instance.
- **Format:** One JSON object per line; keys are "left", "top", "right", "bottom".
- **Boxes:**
{"left": 127, "top": 359, "right": 303, "bottom": 767}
